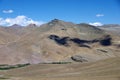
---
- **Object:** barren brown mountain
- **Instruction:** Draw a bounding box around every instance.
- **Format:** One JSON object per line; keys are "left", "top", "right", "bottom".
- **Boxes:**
{"left": 0, "top": 19, "right": 120, "bottom": 64}
{"left": 0, "top": 19, "right": 120, "bottom": 80}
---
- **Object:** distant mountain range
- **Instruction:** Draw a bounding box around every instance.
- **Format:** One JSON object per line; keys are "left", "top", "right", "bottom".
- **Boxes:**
{"left": 0, "top": 19, "right": 120, "bottom": 64}
{"left": 97, "top": 24, "right": 120, "bottom": 35}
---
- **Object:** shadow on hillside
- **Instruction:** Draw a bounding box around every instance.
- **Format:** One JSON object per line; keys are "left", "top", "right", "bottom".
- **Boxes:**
{"left": 48, "top": 35, "right": 112, "bottom": 48}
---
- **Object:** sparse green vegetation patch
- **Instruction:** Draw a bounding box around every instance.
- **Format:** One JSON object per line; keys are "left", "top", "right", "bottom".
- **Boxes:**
{"left": 0, "top": 63, "right": 30, "bottom": 70}
{"left": 51, "top": 62, "right": 72, "bottom": 64}
{"left": 0, "top": 77, "right": 9, "bottom": 80}
{"left": 42, "top": 62, "right": 72, "bottom": 64}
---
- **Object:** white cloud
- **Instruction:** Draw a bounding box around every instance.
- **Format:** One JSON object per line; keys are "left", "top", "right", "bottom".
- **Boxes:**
{"left": 0, "top": 15, "right": 44, "bottom": 26}
{"left": 3, "top": 10, "right": 14, "bottom": 13}
{"left": 96, "top": 14, "right": 104, "bottom": 17}
{"left": 89, "top": 22, "right": 103, "bottom": 26}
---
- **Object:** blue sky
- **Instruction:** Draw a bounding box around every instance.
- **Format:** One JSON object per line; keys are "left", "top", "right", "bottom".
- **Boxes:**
{"left": 0, "top": 0, "right": 120, "bottom": 26}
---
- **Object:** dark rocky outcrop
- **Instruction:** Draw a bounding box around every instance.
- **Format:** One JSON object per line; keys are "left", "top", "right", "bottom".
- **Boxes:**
{"left": 48, "top": 35, "right": 69, "bottom": 46}
{"left": 71, "top": 55, "right": 88, "bottom": 62}
{"left": 48, "top": 35, "right": 93, "bottom": 48}
{"left": 48, "top": 34, "right": 112, "bottom": 48}
{"left": 100, "top": 35, "right": 112, "bottom": 46}
{"left": 97, "top": 49, "right": 108, "bottom": 53}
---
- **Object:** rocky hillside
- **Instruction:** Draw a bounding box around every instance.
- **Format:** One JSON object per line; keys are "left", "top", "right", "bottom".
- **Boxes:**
{"left": 0, "top": 19, "right": 119, "bottom": 64}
